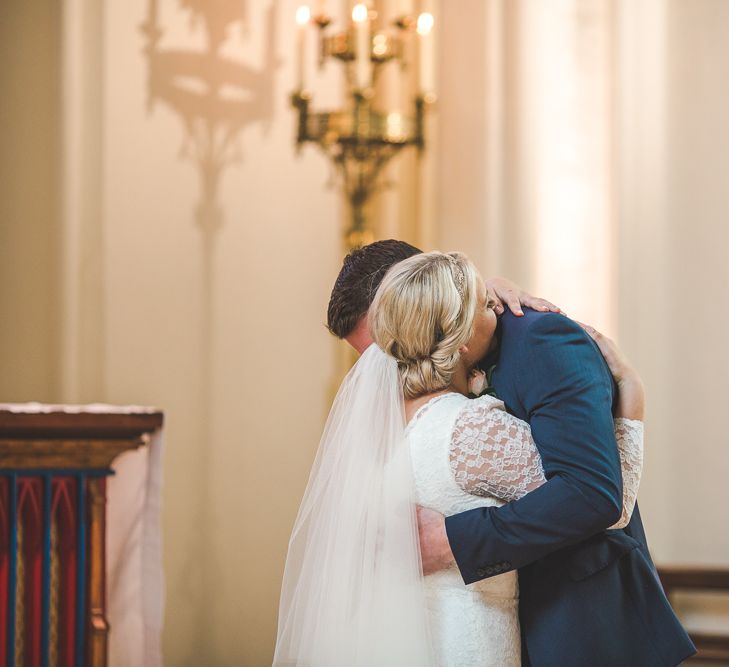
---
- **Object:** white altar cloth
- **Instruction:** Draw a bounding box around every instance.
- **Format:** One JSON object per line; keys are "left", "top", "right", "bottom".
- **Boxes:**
{"left": 107, "top": 424, "right": 165, "bottom": 667}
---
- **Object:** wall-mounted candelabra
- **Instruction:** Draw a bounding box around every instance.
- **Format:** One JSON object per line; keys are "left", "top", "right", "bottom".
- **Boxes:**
{"left": 291, "top": 3, "right": 435, "bottom": 249}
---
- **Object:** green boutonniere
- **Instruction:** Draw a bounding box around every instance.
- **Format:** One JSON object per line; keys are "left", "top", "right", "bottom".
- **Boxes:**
{"left": 483, "top": 364, "right": 498, "bottom": 398}
{"left": 467, "top": 364, "right": 499, "bottom": 398}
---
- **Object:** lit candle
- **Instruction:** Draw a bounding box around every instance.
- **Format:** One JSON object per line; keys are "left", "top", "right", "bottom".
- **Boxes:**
{"left": 416, "top": 11, "right": 434, "bottom": 94}
{"left": 295, "top": 5, "right": 311, "bottom": 91}
{"left": 352, "top": 3, "right": 371, "bottom": 90}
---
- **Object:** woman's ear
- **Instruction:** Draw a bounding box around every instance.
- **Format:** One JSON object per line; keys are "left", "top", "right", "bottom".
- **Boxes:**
{"left": 458, "top": 344, "right": 468, "bottom": 356}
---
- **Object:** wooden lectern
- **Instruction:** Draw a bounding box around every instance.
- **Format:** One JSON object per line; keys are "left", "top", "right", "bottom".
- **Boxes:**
{"left": 0, "top": 404, "right": 163, "bottom": 667}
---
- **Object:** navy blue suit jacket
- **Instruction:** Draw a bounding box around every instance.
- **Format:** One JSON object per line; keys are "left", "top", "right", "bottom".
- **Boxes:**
{"left": 445, "top": 309, "right": 695, "bottom": 667}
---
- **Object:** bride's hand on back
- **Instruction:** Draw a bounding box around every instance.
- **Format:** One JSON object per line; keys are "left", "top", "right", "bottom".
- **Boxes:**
{"left": 485, "top": 276, "right": 562, "bottom": 317}
{"left": 577, "top": 322, "right": 645, "bottom": 421}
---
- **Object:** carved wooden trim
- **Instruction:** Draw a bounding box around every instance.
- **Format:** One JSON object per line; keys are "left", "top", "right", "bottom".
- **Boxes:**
{"left": 658, "top": 566, "right": 729, "bottom": 592}
{"left": 0, "top": 438, "right": 145, "bottom": 469}
{"left": 87, "top": 478, "right": 109, "bottom": 667}
{"left": 0, "top": 404, "right": 163, "bottom": 441}
{"left": 658, "top": 566, "right": 729, "bottom": 664}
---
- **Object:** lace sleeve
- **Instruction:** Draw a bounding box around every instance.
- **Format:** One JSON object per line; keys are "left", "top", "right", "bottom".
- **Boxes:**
{"left": 449, "top": 397, "right": 546, "bottom": 502}
{"left": 449, "top": 399, "right": 644, "bottom": 520}
{"left": 608, "top": 418, "right": 644, "bottom": 529}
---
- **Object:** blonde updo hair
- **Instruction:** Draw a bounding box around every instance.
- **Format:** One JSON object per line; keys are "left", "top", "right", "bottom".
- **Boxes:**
{"left": 369, "top": 251, "right": 480, "bottom": 399}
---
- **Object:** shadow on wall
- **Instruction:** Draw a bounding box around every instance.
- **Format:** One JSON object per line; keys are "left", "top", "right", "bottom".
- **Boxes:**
{"left": 137, "top": 2, "right": 282, "bottom": 661}
{"left": 140, "top": 0, "right": 281, "bottom": 234}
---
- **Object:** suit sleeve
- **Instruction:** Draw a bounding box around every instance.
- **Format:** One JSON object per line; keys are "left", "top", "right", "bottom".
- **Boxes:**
{"left": 444, "top": 314, "right": 624, "bottom": 584}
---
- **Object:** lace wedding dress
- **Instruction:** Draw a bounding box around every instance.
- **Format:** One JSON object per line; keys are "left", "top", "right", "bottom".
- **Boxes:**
{"left": 405, "top": 392, "right": 644, "bottom": 667}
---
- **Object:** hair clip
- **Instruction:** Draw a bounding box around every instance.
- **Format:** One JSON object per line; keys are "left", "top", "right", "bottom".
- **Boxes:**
{"left": 445, "top": 255, "right": 466, "bottom": 299}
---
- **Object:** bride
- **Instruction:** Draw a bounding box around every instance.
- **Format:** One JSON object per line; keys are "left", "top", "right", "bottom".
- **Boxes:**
{"left": 273, "top": 251, "right": 644, "bottom": 666}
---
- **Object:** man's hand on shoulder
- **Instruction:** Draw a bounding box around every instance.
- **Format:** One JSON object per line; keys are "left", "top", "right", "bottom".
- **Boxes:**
{"left": 416, "top": 506, "right": 455, "bottom": 576}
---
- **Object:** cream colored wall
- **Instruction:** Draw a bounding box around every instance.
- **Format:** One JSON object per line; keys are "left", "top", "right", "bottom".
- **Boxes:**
{"left": 5, "top": 0, "right": 344, "bottom": 664}
{"left": 616, "top": 0, "right": 729, "bottom": 632}
{"left": 438, "top": 0, "right": 729, "bottom": 568}
{"left": 660, "top": 0, "right": 729, "bottom": 563}
{"left": 612, "top": 0, "right": 676, "bottom": 559}
{"left": 0, "top": 0, "right": 61, "bottom": 401}
{"left": 98, "top": 2, "right": 344, "bottom": 664}
{"left": 588, "top": 0, "right": 729, "bottom": 566}
{"left": 435, "top": 0, "right": 540, "bottom": 287}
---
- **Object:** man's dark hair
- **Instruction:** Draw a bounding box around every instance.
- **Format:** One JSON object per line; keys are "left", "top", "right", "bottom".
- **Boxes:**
{"left": 327, "top": 239, "right": 422, "bottom": 338}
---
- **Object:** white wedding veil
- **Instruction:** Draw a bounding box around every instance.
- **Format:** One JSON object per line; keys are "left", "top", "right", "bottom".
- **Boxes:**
{"left": 273, "top": 343, "right": 435, "bottom": 666}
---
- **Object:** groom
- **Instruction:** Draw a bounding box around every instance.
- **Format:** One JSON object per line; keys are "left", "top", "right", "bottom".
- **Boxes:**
{"left": 327, "top": 239, "right": 695, "bottom": 667}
